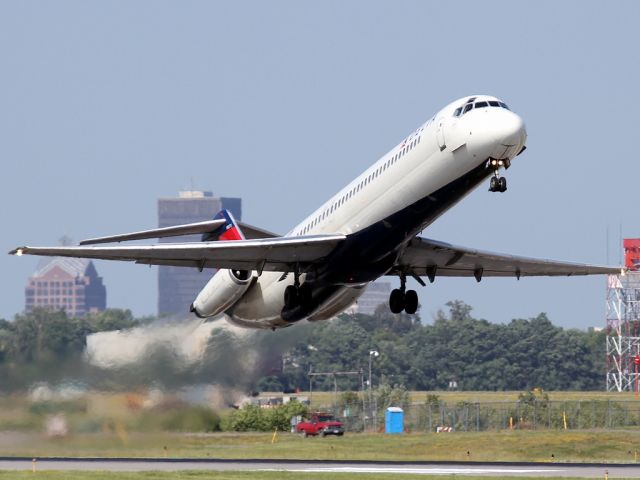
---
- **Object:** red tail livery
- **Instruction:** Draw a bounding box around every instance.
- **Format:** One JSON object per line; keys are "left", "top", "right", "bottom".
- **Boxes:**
{"left": 202, "top": 210, "right": 245, "bottom": 242}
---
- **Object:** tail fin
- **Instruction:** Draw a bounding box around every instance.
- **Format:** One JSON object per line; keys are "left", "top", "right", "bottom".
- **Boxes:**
{"left": 202, "top": 210, "right": 245, "bottom": 242}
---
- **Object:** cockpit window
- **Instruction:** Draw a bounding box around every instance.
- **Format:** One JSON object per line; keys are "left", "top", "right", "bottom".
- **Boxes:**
{"left": 457, "top": 99, "right": 511, "bottom": 117}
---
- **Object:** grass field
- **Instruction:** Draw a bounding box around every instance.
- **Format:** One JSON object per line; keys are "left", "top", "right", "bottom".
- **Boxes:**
{"left": 2, "top": 430, "right": 640, "bottom": 464}
{"left": 0, "top": 472, "right": 620, "bottom": 480}
{"left": 1, "top": 390, "right": 636, "bottom": 434}
{"left": 303, "top": 390, "right": 640, "bottom": 406}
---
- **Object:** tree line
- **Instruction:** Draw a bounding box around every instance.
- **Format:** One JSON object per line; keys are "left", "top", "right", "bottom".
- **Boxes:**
{"left": 0, "top": 301, "right": 606, "bottom": 392}
{"left": 266, "top": 300, "right": 605, "bottom": 392}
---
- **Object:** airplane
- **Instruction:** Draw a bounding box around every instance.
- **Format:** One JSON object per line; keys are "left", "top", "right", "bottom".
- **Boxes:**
{"left": 10, "top": 95, "right": 621, "bottom": 330}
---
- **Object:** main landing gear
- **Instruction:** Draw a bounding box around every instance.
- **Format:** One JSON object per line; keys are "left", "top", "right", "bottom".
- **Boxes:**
{"left": 389, "top": 274, "right": 418, "bottom": 314}
{"left": 488, "top": 158, "right": 508, "bottom": 193}
{"left": 284, "top": 277, "right": 313, "bottom": 311}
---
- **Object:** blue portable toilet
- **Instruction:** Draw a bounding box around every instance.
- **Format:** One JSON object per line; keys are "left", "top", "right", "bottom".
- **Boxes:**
{"left": 385, "top": 407, "right": 404, "bottom": 434}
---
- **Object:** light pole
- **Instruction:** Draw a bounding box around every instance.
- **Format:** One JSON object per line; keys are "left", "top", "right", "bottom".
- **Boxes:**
{"left": 368, "top": 350, "right": 379, "bottom": 394}
{"left": 368, "top": 350, "right": 379, "bottom": 431}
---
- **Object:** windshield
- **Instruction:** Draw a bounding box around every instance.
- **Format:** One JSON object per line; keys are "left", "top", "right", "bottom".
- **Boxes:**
{"left": 317, "top": 415, "right": 336, "bottom": 422}
{"left": 453, "top": 99, "right": 510, "bottom": 117}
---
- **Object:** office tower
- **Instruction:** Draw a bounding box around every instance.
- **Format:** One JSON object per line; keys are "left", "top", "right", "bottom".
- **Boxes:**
{"left": 355, "top": 281, "right": 392, "bottom": 315}
{"left": 157, "top": 190, "right": 242, "bottom": 316}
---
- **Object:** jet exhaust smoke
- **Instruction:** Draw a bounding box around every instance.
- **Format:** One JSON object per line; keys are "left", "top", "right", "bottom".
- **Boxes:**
{"left": 80, "top": 315, "right": 312, "bottom": 392}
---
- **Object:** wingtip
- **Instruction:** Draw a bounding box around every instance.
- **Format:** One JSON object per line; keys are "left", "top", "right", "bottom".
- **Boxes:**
{"left": 9, "top": 246, "right": 27, "bottom": 256}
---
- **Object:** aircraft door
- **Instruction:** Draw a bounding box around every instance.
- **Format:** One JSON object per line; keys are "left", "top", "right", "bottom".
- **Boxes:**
{"left": 436, "top": 117, "right": 446, "bottom": 151}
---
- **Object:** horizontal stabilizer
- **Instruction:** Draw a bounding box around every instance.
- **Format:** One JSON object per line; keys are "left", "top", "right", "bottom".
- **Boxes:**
{"left": 79, "top": 220, "right": 279, "bottom": 245}
{"left": 79, "top": 220, "right": 226, "bottom": 245}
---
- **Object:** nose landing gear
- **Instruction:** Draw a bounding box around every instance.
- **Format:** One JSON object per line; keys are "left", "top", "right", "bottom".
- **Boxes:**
{"left": 489, "top": 174, "right": 507, "bottom": 193}
{"left": 389, "top": 274, "right": 419, "bottom": 314}
{"left": 488, "top": 158, "right": 508, "bottom": 193}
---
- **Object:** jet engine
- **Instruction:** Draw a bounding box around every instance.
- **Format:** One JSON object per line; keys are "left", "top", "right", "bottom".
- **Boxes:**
{"left": 190, "top": 268, "right": 255, "bottom": 318}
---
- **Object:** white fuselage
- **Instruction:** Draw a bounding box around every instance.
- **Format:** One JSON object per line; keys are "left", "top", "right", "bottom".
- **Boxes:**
{"left": 210, "top": 95, "right": 527, "bottom": 329}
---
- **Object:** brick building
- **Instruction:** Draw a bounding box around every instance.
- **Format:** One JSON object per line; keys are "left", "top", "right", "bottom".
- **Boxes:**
{"left": 25, "top": 257, "right": 106, "bottom": 317}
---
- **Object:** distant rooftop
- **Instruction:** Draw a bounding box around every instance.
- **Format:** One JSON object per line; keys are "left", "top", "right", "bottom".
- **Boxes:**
{"left": 178, "top": 190, "right": 213, "bottom": 199}
{"left": 33, "top": 257, "right": 92, "bottom": 278}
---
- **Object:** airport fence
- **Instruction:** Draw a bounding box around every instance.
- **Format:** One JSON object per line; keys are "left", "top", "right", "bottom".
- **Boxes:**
{"left": 317, "top": 398, "right": 640, "bottom": 433}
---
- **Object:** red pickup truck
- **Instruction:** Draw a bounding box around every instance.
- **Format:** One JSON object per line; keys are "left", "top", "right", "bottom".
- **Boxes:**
{"left": 296, "top": 412, "right": 344, "bottom": 437}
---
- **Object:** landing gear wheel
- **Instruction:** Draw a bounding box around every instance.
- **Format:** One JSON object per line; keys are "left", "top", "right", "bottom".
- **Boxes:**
{"left": 298, "top": 283, "right": 313, "bottom": 310}
{"left": 498, "top": 176, "right": 507, "bottom": 192}
{"left": 404, "top": 290, "right": 419, "bottom": 314}
{"left": 489, "top": 176, "right": 499, "bottom": 192}
{"left": 389, "top": 288, "right": 405, "bottom": 314}
{"left": 284, "top": 285, "right": 299, "bottom": 309}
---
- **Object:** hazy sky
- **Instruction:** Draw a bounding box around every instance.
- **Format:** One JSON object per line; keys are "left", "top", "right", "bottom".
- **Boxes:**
{"left": 1, "top": 1, "right": 638, "bottom": 328}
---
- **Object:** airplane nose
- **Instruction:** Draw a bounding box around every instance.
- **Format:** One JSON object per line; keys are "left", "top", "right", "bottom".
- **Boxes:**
{"left": 500, "top": 112, "right": 526, "bottom": 146}
{"left": 491, "top": 110, "right": 527, "bottom": 159}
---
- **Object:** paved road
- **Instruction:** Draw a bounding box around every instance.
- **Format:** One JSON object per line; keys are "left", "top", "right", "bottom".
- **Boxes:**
{"left": 1, "top": 458, "right": 639, "bottom": 477}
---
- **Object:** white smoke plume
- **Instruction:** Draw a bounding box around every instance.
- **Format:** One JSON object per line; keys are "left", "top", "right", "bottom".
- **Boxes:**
{"left": 79, "top": 314, "right": 311, "bottom": 392}
{"left": 85, "top": 316, "right": 247, "bottom": 369}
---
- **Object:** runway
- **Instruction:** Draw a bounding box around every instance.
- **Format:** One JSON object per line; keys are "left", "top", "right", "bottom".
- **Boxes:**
{"left": 0, "top": 457, "right": 639, "bottom": 477}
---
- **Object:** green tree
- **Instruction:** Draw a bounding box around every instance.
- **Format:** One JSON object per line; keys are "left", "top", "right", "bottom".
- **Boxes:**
{"left": 85, "top": 309, "right": 140, "bottom": 332}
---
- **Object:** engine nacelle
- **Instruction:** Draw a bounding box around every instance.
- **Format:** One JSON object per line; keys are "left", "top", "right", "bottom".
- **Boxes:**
{"left": 190, "top": 268, "right": 255, "bottom": 318}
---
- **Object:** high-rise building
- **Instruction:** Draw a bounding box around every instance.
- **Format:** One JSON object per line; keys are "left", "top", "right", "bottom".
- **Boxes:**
{"left": 157, "top": 190, "right": 242, "bottom": 316}
{"left": 25, "top": 258, "right": 106, "bottom": 317}
{"left": 354, "top": 281, "right": 392, "bottom": 315}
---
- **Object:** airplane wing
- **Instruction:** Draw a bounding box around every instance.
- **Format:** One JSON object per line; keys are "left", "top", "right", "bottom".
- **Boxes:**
{"left": 392, "top": 236, "right": 622, "bottom": 281}
{"left": 10, "top": 234, "right": 345, "bottom": 273}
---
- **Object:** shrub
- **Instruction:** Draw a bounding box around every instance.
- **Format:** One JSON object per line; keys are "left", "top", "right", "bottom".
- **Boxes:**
{"left": 223, "top": 400, "right": 309, "bottom": 432}
{"left": 159, "top": 406, "right": 221, "bottom": 432}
